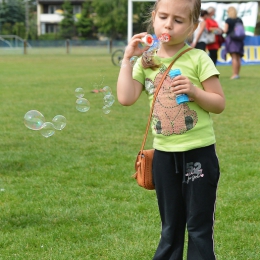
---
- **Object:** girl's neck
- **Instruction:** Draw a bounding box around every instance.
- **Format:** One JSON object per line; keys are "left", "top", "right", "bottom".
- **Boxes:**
{"left": 157, "top": 42, "right": 186, "bottom": 58}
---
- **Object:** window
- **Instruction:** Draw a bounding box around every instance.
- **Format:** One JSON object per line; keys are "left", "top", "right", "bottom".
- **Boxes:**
{"left": 73, "top": 5, "right": 81, "bottom": 14}
{"left": 48, "top": 5, "right": 62, "bottom": 14}
{"left": 46, "top": 24, "right": 58, "bottom": 33}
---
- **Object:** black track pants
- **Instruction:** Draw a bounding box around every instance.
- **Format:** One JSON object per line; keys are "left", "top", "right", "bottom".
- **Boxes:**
{"left": 209, "top": 49, "right": 218, "bottom": 65}
{"left": 152, "top": 145, "right": 220, "bottom": 260}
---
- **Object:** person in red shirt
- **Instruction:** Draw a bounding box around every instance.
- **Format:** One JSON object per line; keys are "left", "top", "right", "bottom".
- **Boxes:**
{"left": 205, "top": 7, "right": 223, "bottom": 65}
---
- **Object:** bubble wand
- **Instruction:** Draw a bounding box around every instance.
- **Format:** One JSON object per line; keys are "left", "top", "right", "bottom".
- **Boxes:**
{"left": 141, "top": 33, "right": 171, "bottom": 47}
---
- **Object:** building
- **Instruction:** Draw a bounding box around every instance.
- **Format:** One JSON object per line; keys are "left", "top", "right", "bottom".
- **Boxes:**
{"left": 37, "top": 0, "right": 86, "bottom": 36}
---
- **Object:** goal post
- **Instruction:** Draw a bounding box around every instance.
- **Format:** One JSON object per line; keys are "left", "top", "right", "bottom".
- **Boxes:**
{"left": 127, "top": 0, "right": 155, "bottom": 43}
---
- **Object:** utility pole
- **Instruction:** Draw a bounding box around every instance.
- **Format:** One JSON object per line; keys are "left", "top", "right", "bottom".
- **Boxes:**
{"left": 25, "top": 0, "right": 29, "bottom": 38}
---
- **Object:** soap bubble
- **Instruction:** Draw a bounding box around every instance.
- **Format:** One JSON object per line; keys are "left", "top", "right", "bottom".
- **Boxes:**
{"left": 24, "top": 110, "right": 45, "bottom": 130}
{"left": 52, "top": 115, "right": 66, "bottom": 130}
{"left": 92, "top": 75, "right": 104, "bottom": 89}
{"left": 76, "top": 98, "right": 90, "bottom": 112}
{"left": 102, "top": 86, "right": 112, "bottom": 96}
{"left": 40, "top": 122, "right": 55, "bottom": 138}
{"left": 102, "top": 105, "right": 111, "bottom": 115}
{"left": 75, "top": 87, "right": 85, "bottom": 98}
{"left": 104, "top": 94, "right": 115, "bottom": 107}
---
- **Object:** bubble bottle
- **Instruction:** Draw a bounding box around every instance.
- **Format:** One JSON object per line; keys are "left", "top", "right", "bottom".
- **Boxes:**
{"left": 169, "top": 69, "right": 189, "bottom": 105}
{"left": 141, "top": 34, "right": 154, "bottom": 47}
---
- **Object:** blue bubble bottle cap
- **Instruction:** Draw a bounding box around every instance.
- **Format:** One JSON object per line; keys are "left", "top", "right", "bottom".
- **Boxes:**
{"left": 169, "top": 69, "right": 181, "bottom": 79}
{"left": 176, "top": 94, "right": 189, "bottom": 105}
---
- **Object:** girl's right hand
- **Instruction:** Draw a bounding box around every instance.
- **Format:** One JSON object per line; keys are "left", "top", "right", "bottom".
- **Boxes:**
{"left": 123, "top": 32, "right": 150, "bottom": 60}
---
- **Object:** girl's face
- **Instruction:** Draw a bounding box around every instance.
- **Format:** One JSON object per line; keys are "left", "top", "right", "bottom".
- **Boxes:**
{"left": 152, "top": 0, "right": 197, "bottom": 45}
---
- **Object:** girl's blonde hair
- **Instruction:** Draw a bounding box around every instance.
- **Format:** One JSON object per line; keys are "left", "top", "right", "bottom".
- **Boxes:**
{"left": 141, "top": 0, "right": 201, "bottom": 69}
{"left": 227, "top": 6, "right": 237, "bottom": 19}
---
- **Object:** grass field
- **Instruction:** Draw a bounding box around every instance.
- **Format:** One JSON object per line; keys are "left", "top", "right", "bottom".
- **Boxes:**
{"left": 0, "top": 48, "right": 260, "bottom": 260}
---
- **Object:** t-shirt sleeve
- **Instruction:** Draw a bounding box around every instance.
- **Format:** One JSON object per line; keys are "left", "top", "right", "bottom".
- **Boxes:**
{"left": 197, "top": 51, "right": 220, "bottom": 82}
{"left": 132, "top": 58, "right": 145, "bottom": 86}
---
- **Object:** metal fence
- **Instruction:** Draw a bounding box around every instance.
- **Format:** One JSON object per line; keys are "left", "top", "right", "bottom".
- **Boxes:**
{"left": 0, "top": 37, "right": 126, "bottom": 56}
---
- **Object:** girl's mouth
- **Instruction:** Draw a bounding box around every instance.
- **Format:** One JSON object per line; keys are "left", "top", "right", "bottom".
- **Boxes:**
{"left": 158, "top": 33, "right": 171, "bottom": 42}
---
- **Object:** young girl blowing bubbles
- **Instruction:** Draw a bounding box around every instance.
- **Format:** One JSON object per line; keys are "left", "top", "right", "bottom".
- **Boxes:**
{"left": 117, "top": 0, "right": 225, "bottom": 259}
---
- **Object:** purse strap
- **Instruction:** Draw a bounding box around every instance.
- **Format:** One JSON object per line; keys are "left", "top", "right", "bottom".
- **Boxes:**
{"left": 140, "top": 47, "right": 192, "bottom": 153}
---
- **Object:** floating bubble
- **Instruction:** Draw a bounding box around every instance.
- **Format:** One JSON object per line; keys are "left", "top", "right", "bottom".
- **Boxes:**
{"left": 40, "top": 122, "right": 55, "bottom": 138}
{"left": 104, "top": 94, "right": 115, "bottom": 107}
{"left": 102, "top": 105, "right": 111, "bottom": 115}
{"left": 75, "top": 87, "right": 85, "bottom": 98}
{"left": 92, "top": 75, "right": 104, "bottom": 89}
{"left": 130, "top": 56, "right": 138, "bottom": 67}
{"left": 24, "top": 110, "right": 45, "bottom": 130}
{"left": 52, "top": 115, "right": 66, "bottom": 130}
{"left": 76, "top": 98, "right": 90, "bottom": 112}
{"left": 102, "top": 86, "right": 112, "bottom": 96}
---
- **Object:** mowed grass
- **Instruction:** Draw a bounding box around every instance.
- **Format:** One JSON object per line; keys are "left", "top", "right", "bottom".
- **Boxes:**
{"left": 0, "top": 48, "right": 260, "bottom": 259}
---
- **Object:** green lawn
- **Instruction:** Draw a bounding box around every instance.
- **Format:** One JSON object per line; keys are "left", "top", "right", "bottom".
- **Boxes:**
{"left": 0, "top": 49, "right": 260, "bottom": 259}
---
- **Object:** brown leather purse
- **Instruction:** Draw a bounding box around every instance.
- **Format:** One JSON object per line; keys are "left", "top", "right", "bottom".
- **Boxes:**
{"left": 133, "top": 48, "right": 192, "bottom": 190}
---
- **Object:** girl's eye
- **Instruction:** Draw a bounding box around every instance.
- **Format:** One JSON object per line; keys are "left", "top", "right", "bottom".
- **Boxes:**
{"left": 175, "top": 20, "right": 182, "bottom": 24}
{"left": 160, "top": 16, "right": 167, "bottom": 19}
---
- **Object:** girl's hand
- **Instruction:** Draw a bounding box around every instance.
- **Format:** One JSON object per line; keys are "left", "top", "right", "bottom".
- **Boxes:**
{"left": 171, "top": 75, "right": 197, "bottom": 100}
{"left": 123, "top": 32, "right": 150, "bottom": 60}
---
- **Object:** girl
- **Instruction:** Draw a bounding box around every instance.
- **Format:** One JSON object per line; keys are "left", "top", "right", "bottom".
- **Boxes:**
{"left": 117, "top": 0, "right": 225, "bottom": 259}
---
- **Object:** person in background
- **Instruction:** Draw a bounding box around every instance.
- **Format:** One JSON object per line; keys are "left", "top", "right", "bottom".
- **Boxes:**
{"left": 205, "top": 7, "right": 223, "bottom": 65}
{"left": 191, "top": 10, "right": 209, "bottom": 51}
{"left": 223, "top": 6, "right": 244, "bottom": 79}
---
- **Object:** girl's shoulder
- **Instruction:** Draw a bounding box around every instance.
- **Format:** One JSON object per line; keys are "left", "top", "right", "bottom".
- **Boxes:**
{"left": 184, "top": 47, "right": 212, "bottom": 64}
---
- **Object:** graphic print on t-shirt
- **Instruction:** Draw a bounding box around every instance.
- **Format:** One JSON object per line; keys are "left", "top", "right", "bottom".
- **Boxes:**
{"left": 145, "top": 65, "right": 198, "bottom": 136}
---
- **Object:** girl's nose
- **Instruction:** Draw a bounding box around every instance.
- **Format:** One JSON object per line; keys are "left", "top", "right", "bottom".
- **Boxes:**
{"left": 165, "top": 18, "right": 173, "bottom": 30}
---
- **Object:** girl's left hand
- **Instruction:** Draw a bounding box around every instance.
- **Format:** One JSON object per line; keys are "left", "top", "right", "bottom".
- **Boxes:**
{"left": 171, "top": 75, "right": 197, "bottom": 100}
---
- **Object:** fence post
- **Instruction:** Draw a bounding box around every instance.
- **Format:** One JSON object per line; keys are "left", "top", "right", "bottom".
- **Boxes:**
{"left": 66, "top": 39, "right": 70, "bottom": 54}
{"left": 23, "top": 40, "right": 27, "bottom": 55}
{"left": 109, "top": 39, "right": 112, "bottom": 54}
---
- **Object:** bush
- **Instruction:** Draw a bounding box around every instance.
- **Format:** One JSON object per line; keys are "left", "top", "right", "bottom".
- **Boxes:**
{"left": 38, "top": 33, "right": 62, "bottom": 40}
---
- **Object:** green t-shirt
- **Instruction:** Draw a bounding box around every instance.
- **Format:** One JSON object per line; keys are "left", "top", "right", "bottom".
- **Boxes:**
{"left": 133, "top": 44, "right": 220, "bottom": 152}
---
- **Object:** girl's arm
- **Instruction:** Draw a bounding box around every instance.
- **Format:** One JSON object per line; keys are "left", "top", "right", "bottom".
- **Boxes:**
{"left": 192, "top": 76, "right": 225, "bottom": 114}
{"left": 117, "top": 33, "right": 148, "bottom": 106}
{"left": 171, "top": 75, "right": 225, "bottom": 114}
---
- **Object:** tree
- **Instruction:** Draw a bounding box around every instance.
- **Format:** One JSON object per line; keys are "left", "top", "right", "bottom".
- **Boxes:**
{"left": 132, "top": 1, "right": 154, "bottom": 34}
{"left": 59, "top": 0, "right": 75, "bottom": 39}
{"left": 92, "top": 0, "right": 127, "bottom": 40}
{"left": 0, "top": 0, "right": 25, "bottom": 37}
{"left": 75, "top": 1, "right": 95, "bottom": 39}
{"left": 2, "top": 0, "right": 25, "bottom": 25}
